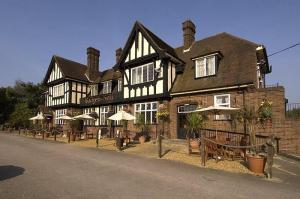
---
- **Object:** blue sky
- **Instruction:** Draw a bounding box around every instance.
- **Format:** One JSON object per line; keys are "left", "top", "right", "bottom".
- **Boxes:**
{"left": 0, "top": 0, "right": 299, "bottom": 102}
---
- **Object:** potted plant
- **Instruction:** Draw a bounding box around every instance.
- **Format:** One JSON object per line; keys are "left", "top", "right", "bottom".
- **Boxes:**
{"left": 186, "top": 112, "right": 206, "bottom": 153}
{"left": 156, "top": 104, "right": 169, "bottom": 137}
{"left": 236, "top": 100, "right": 272, "bottom": 173}
{"left": 135, "top": 114, "right": 148, "bottom": 144}
{"left": 70, "top": 119, "right": 80, "bottom": 141}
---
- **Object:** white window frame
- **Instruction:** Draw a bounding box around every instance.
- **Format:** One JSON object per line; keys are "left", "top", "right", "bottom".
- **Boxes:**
{"left": 214, "top": 94, "right": 231, "bottom": 120}
{"left": 115, "top": 105, "right": 124, "bottom": 125}
{"left": 83, "top": 108, "right": 95, "bottom": 126}
{"left": 194, "top": 54, "right": 217, "bottom": 78}
{"left": 55, "top": 109, "right": 67, "bottom": 125}
{"left": 53, "top": 84, "right": 64, "bottom": 97}
{"left": 102, "top": 81, "right": 112, "bottom": 94}
{"left": 131, "top": 63, "right": 154, "bottom": 85}
{"left": 89, "top": 84, "right": 98, "bottom": 96}
{"left": 117, "top": 78, "right": 122, "bottom": 92}
{"left": 99, "top": 106, "right": 109, "bottom": 125}
{"left": 134, "top": 102, "right": 157, "bottom": 124}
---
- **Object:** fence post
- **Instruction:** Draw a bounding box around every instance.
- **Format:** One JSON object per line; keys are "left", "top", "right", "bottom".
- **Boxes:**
{"left": 42, "top": 130, "right": 45, "bottom": 139}
{"left": 158, "top": 133, "right": 162, "bottom": 158}
{"left": 68, "top": 131, "right": 70, "bottom": 143}
{"left": 96, "top": 130, "right": 99, "bottom": 148}
{"left": 266, "top": 136, "right": 275, "bottom": 178}
{"left": 201, "top": 130, "right": 205, "bottom": 166}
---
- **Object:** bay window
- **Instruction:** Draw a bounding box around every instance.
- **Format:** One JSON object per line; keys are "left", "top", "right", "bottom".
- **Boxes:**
{"left": 131, "top": 63, "right": 154, "bottom": 85}
{"left": 84, "top": 108, "right": 95, "bottom": 126}
{"left": 99, "top": 106, "right": 109, "bottom": 125}
{"left": 134, "top": 102, "right": 157, "bottom": 124}
{"left": 53, "top": 84, "right": 64, "bottom": 97}
{"left": 55, "top": 109, "right": 66, "bottom": 125}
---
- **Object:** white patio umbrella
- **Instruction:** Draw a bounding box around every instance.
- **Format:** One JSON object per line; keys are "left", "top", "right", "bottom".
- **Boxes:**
{"left": 196, "top": 106, "right": 240, "bottom": 114}
{"left": 108, "top": 110, "right": 135, "bottom": 121}
{"left": 56, "top": 115, "right": 75, "bottom": 120}
{"left": 73, "top": 114, "right": 96, "bottom": 120}
{"left": 29, "top": 114, "right": 44, "bottom": 120}
{"left": 108, "top": 110, "right": 135, "bottom": 138}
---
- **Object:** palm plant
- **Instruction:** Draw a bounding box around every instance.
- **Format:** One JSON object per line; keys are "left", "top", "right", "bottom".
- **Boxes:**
{"left": 186, "top": 112, "right": 206, "bottom": 138}
{"left": 186, "top": 112, "right": 206, "bottom": 153}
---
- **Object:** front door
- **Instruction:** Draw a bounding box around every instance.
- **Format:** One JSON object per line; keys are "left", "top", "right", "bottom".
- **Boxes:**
{"left": 177, "top": 104, "right": 197, "bottom": 139}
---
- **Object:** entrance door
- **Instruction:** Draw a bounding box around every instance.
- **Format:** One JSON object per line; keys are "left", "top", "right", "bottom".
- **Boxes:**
{"left": 177, "top": 104, "right": 197, "bottom": 139}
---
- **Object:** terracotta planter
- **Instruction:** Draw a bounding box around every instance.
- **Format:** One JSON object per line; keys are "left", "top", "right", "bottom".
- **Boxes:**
{"left": 139, "top": 135, "right": 146, "bottom": 144}
{"left": 247, "top": 155, "right": 266, "bottom": 174}
{"left": 45, "top": 132, "right": 50, "bottom": 138}
{"left": 71, "top": 134, "right": 76, "bottom": 142}
{"left": 190, "top": 139, "right": 200, "bottom": 149}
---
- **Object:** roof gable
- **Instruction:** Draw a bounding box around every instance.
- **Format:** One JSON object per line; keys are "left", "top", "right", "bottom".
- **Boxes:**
{"left": 116, "top": 21, "right": 182, "bottom": 67}
{"left": 43, "top": 56, "right": 90, "bottom": 84}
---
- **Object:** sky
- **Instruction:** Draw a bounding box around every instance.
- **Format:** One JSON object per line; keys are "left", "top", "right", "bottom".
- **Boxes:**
{"left": 0, "top": 0, "right": 299, "bottom": 102}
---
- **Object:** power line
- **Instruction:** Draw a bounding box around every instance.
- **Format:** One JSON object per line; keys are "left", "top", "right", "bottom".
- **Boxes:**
{"left": 268, "top": 42, "right": 300, "bottom": 57}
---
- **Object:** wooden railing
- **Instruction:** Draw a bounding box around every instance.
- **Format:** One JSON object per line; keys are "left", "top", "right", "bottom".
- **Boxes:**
{"left": 200, "top": 128, "right": 280, "bottom": 153}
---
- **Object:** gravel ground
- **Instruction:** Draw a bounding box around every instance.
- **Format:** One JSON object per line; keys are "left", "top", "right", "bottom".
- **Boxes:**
{"left": 14, "top": 132, "right": 258, "bottom": 175}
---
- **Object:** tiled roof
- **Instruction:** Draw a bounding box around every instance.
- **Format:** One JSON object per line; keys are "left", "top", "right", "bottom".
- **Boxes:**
{"left": 171, "top": 32, "right": 260, "bottom": 94}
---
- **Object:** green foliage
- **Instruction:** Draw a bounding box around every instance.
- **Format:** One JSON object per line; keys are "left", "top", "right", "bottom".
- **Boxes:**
{"left": 0, "top": 80, "right": 45, "bottom": 126}
{"left": 135, "top": 114, "right": 150, "bottom": 133}
{"left": 286, "top": 108, "right": 300, "bottom": 119}
{"left": 9, "top": 102, "right": 33, "bottom": 128}
{"left": 257, "top": 99, "right": 272, "bottom": 124}
{"left": 186, "top": 112, "right": 206, "bottom": 138}
{"left": 0, "top": 87, "right": 16, "bottom": 124}
{"left": 135, "top": 113, "right": 146, "bottom": 132}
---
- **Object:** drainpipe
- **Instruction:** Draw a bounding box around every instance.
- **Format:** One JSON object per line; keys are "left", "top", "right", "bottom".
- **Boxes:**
{"left": 243, "top": 89, "right": 247, "bottom": 134}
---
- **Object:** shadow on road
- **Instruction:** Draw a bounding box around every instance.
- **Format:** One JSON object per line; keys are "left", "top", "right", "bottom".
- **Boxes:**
{"left": 0, "top": 165, "right": 25, "bottom": 181}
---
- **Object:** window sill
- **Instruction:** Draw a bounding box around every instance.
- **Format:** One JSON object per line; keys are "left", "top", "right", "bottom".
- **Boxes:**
{"left": 194, "top": 74, "right": 216, "bottom": 79}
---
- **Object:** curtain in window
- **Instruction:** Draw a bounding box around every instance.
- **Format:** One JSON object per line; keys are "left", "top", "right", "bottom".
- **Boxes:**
{"left": 207, "top": 56, "right": 215, "bottom": 76}
{"left": 148, "top": 63, "right": 154, "bottom": 81}
{"left": 143, "top": 65, "right": 148, "bottom": 82}
{"left": 137, "top": 67, "right": 142, "bottom": 84}
{"left": 132, "top": 69, "right": 136, "bottom": 84}
{"left": 196, "top": 59, "right": 205, "bottom": 77}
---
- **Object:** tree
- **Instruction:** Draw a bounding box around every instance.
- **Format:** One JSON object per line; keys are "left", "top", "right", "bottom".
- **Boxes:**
{"left": 0, "top": 80, "right": 45, "bottom": 126}
{"left": 9, "top": 102, "right": 33, "bottom": 128}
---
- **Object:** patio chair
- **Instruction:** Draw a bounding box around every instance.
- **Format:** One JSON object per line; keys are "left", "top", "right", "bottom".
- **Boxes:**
{"left": 205, "top": 141, "right": 225, "bottom": 162}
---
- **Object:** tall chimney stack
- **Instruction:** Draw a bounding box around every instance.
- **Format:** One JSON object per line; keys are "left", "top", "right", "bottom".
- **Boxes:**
{"left": 182, "top": 20, "right": 196, "bottom": 50}
{"left": 86, "top": 47, "right": 100, "bottom": 81}
{"left": 115, "top": 48, "right": 122, "bottom": 63}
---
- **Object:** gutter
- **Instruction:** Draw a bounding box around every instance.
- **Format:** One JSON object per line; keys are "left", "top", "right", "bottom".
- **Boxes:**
{"left": 170, "top": 84, "right": 254, "bottom": 96}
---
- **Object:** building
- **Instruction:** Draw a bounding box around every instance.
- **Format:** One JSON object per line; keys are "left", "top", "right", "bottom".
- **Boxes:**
{"left": 42, "top": 20, "right": 299, "bottom": 154}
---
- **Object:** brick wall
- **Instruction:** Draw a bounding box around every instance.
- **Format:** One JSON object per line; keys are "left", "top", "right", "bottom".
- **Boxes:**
{"left": 169, "top": 86, "right": 300, "bottom": 155}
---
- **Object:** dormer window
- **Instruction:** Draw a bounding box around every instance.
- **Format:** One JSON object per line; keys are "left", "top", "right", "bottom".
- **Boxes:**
{"left": 194, "top": 54, "right": 217, "bottom": 78}
{"left": 131, "top": 63, "right": 154, "bottom": 85}
{"left": 102, "top": 81, "right": 112, "bottom": 94}
{"left": 88, "top": 84, "right": 98, "bottom": 96}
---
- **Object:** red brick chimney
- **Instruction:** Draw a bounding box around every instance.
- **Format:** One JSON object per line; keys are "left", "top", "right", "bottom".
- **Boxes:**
{"left": 86, "top": 47, "right": 100, "bottom": 81}
{"left": 116, "top": 48, "right": 122, "bottom": 63}
{"left": 182, "top": 20, "right": 196, "bottom": 50}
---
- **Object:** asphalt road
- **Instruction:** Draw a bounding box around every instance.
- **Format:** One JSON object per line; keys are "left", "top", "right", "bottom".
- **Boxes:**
{"left": 0, "top": 133, "right": 299, "bottom": 199}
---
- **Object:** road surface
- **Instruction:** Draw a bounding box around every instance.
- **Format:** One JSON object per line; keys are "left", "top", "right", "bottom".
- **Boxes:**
{"left": 0, "top": 132, "right": 299, "bottom": 199}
